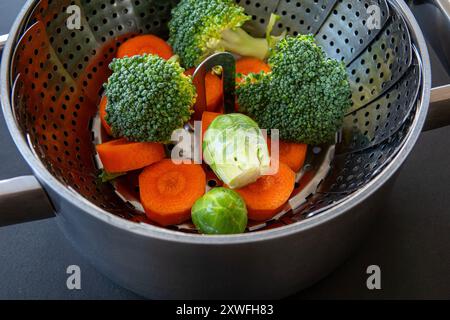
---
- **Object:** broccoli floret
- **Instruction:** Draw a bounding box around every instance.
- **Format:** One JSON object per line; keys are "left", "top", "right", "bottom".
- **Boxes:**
{"left": 168, "top": 0, "right": 283, "bottom": 69}
{"left": 105, "top": 54, "right": 196, "bottom": 143}
{"left": 237, "top": 35, "right": 352, "bottom": 145}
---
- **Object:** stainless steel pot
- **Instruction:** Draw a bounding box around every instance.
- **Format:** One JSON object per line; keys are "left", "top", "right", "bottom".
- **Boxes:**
{"left": 0, "top": 0, "right": 449, "bottom": 299}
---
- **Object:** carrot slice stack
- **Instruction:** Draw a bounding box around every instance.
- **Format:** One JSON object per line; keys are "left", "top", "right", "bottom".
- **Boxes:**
{"left": 117, "top": 35, "right": 174, "bottom": 60}
{"left": 96, "top": 138, "right": 165, "bottom": 173}
{"left": 234, "top": 162, "right": 296, "bottom": 221}
{"left": 139, "top": 160, "right": 206, "bottom": 226}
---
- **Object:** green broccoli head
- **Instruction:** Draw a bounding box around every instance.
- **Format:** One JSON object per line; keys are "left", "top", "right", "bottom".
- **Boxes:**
{"left": 237, "top": 35, "right": 352, "bottom": 145}
{"left": 169, "top": 0, "right": 282, "bottom": 69}
{"left": 105, "top": 54, "right": 196, "bottom": 143}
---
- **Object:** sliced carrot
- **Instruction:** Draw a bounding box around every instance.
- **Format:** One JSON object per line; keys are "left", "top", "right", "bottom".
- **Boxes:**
{"left": 139, "top": 159, "right": 206, "bottom": 226}
{"left": 204, "top": 73, "right": 223, "bottom": 112}
{"left": 201, "top": 111, "right": 222, "bottom": 139}
{"left": 234, "top": 162, "right": 296, "bottom": 221}
{"left": 267, "top": 139, "right": 308, "bottom": 172}
{"left": 236, "top": 57, "right": 271, "bottom": 83}
{"left": 96, "top": 138, "right": 166, "bottom": 173}
{"left": 99, "top": 95, "right": 113, "bottom": 136}
{"left": 186, "top": 68, "right": 223, "bottom": 112}
{"left": 117, "top": 35, "right": 173, "bottom": 60}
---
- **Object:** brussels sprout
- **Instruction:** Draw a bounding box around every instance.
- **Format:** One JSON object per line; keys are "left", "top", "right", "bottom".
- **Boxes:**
{"left": 203, "top": 114, "right": 270, "bottom": 189}
{"left": 192, "top": 188, "right": 248, "bottom": 235}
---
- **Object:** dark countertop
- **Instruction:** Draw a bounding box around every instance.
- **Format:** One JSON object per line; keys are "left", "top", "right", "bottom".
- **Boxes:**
{"left": 0, "top": 1, "right": 449, "bottom": 300}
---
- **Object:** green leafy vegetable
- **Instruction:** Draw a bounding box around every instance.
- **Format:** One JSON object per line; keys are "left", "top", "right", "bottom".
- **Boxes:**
{"left": 192, "top": 188, "right": 248, "bottom": 235}
{"left": 203, "top": 113, "right": 270, "bottom": 189}
{"left": 168, "top": 0, "right": 284, "bottom": 68}
{"left": 237, "top": 35, "right": 352, "bottom": 145}
{"left": 105, "top": 54, "right": 196, "bottom": 143}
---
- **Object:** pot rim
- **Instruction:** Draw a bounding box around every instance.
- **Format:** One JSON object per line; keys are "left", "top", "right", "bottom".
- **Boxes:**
{"left": 1, "top": 0, "right": 431, "bottom": 245}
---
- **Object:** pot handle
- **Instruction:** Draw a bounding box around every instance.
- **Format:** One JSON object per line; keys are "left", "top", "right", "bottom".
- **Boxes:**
{"left": 423, "top": 84, "right": 450, "bottom": 131}
{"left": 1, "top": 35, "right": 55, "bottom": 226}
{"left": 0, "top": 176, "right": 55, "bottom": 227}
{"left": 0, "top": 34, "right": 7, "bottom": 51}
{"left": 422, "top": 0, "right": 450, "bottom": 131}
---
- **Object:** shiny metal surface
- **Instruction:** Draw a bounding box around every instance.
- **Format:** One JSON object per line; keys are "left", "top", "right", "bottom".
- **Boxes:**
{"left": 274, "top": 0, "right": 339, "bottom": 35}
{"left": 346, "top": 3, "right": 412, "bottom": 112}
{"left": 193, "top": 52, "right": 236, "bottom": 115}
{"left": 0, "top": 0, "right": 437, "bottom": 298}
{"left": 316, "top": 0, "right": 390, "bottom": 64}
{"left": 339, "top": 50, "right": 421, "bottom": 154}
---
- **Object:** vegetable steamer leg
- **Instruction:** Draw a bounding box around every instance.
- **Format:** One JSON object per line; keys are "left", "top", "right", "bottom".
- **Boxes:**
{"left": 193, "top": 52, "right": 237, "bottom": 116}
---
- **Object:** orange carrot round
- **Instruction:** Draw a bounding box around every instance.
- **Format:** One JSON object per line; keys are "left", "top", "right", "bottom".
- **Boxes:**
{"left": 267, "top": 139, "right": 308, "bottom": 172}
{"left": 234, "top": 162, "right": 295, "bottom": 221}
{"left": 236, "top": 57, "right": 271, "bottom": 83}
{"left": 99, "top": 95, "right": 113, "bottom": 136}
{"left": 186, "top": 68, "right": 223, "bottom": 112}
{"left": 139, "top": 160, "right": 206, "bottom": 226}
{"left": 117, "top": 35, "right": 173, "bottom": 60}
{"left": 96, "top": 138, "right": 166, "bottom": 173}
{"left": 201, "top": 111, "right": 222, "bottom": 139}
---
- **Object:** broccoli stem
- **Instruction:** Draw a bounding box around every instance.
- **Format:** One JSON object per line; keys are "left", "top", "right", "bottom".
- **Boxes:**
{"left": 217, "top": 14, "right": 286, "bottom": 61}
{"left": 220, "top": 28, "right": 270, "bottom": 61}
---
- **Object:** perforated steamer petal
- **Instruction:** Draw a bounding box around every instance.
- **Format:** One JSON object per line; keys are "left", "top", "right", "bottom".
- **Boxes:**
{"left": 3, "top": 0, "right": 425, "bottom": 231}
